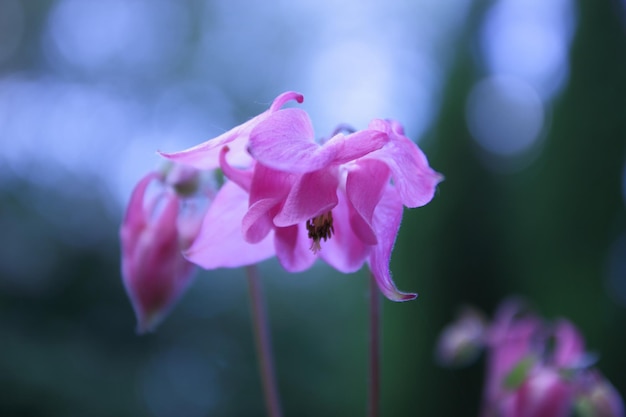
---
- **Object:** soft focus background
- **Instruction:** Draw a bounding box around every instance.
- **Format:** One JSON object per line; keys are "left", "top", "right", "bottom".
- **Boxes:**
{"left": 1, "top": 0, "right": 625, "bottom": 416}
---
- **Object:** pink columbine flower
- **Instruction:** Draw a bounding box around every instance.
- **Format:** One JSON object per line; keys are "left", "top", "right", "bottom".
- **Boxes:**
{"left": 437, "top": 300, "right": 624, "bottom": 417}
{"left": 120, "top": 167, "right": 203, "bottom": 333}
{"left": 235, "top": 106, "right": 442, "bottom": 301}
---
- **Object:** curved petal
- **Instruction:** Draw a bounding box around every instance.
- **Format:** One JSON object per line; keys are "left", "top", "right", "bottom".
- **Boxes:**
{"left": 250, "top": 110, "right": 389, "bottom": 173}
{"left": 158, "top": 119, "right": 255, "bottom": 170}
{"left": 219, "top": 146, "right": 253, "bottom": 192}
{"left": 120, "top": 172, "right": 160, "bottom": 247}
{"left": 318, "top": 190, "right": 369, "bottom": 273}
{"left": 346, "top": 158, "right": 391, "bottom": 245}
{"left": 248, "top": 108, "right": 319, "bottom": 171}
{"left": 241, "top": 164, "right": 296, "bottom": 243}
{"left": 274, "top": 224, "right": 316, "bottom": 272}
{"left": 367, "top": 185, "right": 417, "bottom": 301}
{"left": 368, "top": 119, "right": 443, "bottom": 208}
{"left": 159, "top": 92, "right": 304, "bottom": 170}
{"left": 552, "top": 319, "right": 585, "bottom": 368}
{"left": 269, "top": 91, "right": 304, "bottom": 111}
{"left": 184, "top": 181, "right": 275, "bottom": 269}
{"left": 274, "top": 168, "right": 339, "bottom": 227}
{"left": 242, "top": 198, "right": 280, "bottom": 244}
{"left": 249, "top": 163, "right": 295, "bottom": 204}
{"left": 323, "top": 129, "right": 389, "bottom": 167}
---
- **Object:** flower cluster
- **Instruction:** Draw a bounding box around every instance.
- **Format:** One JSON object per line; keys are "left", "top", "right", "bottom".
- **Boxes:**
{"left": 120, "top": 91, "right": 442, "bottom": 331}
{"left": 436, "top": 299, "right": 624, "bottom": 417}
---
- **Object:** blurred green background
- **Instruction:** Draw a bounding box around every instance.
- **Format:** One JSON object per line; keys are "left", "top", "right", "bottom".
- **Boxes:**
{"left": 1, "top": 0, "right": 625, "bottom": 416}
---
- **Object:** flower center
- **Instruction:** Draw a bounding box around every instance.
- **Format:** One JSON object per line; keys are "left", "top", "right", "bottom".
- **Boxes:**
{"left": 306, "top": 211, "right": 334, "bottom": 254}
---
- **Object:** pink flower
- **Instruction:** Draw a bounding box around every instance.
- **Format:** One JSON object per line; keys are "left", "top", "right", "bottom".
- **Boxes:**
{"left": 438, "top": 300, "right": 624, "bottom": 417}
{"left": 120, "top": 169, "right": 202, "bottom": 333}
{"left": 231, "top": 107, "right": 442, "bottom": 301}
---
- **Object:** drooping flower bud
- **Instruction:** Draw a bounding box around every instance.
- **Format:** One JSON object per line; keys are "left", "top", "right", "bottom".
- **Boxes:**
{"left": 120, "top": 168, "right": 203, "bottom": 333}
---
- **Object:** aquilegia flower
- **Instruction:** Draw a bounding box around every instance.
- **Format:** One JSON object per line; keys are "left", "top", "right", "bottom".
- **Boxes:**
{"left": 435, "top": 299, "right": 624, "bottom": 417}
{"left": 237, "top": 106, "right": 442, "bottom": 301}
{"left": 120, "top": 165, "right": 204, "bottom": 333}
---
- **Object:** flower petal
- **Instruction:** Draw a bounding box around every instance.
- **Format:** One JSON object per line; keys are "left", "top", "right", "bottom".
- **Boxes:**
{"left": 274, "top": 168, "right": 339, "bottom": 227}
{"left": 346, "top": 158, "right": 391, "bottom": 245}
{"left": 248, "top": 108, "right": 319, "bottom": 170}
{"left": 318, "top": 189, "right": 369, "bottom": 273}
{"left": 249, "top": 110, "right": 389, "bottom": 173}
{"left": 367, "top": 185, "right": 417, "bottom": 301}
{"left": 184, "top": 181, "right": 275, "bottom": 268}
{"left": 159, "top": 91, "right": 304, "bottom": 170}
{"left": 219, "top": 146, "right": 253, "bottom": 192}
{"left": 159, "top": 117, "right": 256, "bottom": 170}
{"left": 323, "top": 129, "right": 389, "bottom": 167}
{"left": 269, "top": 91, "right": 304, "bottom": 111}
{"left": 368, "top": 119, "right": 443, "bottom": 208}
{"left": 552, "top": 319, "right": 585, "bottom": 368}
{"left": 241, "top": 164, "right": 296, "bottom": 242}
{"left": 242, "top": 198, "right": 280, "bottom": 244}
{"left": 120, "top": 172, "right": 160, "bottom": 248}
{"left": 274, "top": 224, "right": 316, "bottom": 272}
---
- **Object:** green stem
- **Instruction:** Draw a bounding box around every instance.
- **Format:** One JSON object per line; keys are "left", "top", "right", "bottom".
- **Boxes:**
{"left": 246, "top": 265, "right": 282, "bottom": 417}
{"left": 368, "top": 271, "right": 381, "bottom": 417}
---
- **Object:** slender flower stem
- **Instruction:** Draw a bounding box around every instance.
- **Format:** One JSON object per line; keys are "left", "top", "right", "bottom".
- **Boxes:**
{"left": 246, "top": 265, "right": 283, "bottom": 417}
{"left": 368, "top": 271, "right": 381, "bottom": 417}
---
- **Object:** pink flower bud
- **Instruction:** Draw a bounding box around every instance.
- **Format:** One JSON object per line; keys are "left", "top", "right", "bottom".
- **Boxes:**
{"left": 120, "top": 171, "right": 201, "bottom": 333}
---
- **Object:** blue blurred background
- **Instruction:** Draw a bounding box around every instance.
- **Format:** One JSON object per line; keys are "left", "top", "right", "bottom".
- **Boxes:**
{"left": 1, "top": 0, "right": 625, "bottom": 415}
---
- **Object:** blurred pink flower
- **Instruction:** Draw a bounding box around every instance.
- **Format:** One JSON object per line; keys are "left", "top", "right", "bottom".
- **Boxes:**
{"left": 120, "top": 169, "right": 202, "bottom": 333}
{"left": 475, "top": 300, "right": 622, "bottom": 417}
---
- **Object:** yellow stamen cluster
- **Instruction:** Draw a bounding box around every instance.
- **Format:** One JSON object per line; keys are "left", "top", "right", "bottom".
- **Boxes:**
{"left": 306, "top": 211, "right": 335, "bottom": 253}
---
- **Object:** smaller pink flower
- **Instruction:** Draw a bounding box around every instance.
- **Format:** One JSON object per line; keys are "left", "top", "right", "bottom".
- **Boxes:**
{"left": 438, "top": 300, "right": 624, "bottom": 417}
{"left": 120, "top": 169, "right": 203, "bottom": 333}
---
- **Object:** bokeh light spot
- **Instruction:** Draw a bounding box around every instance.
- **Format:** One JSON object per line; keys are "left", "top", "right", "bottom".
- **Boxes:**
{"left": 466, "top": 76, "right": 544, "bottom": 158}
